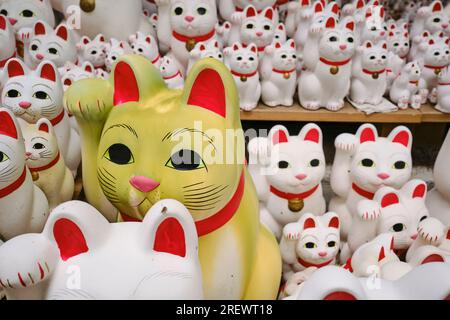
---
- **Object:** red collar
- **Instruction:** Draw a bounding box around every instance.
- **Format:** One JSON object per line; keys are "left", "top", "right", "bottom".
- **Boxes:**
{"left": 231, "top": 70, "right": 258, "bottom": 78}
{"left": 352, "top": 183, "right": 375, "bottom": 200}
{"left": 235, "top": 4, "right": 276, "bottom": 13}
{"left": 270, "top": 185, "right": 319, "bottom": 200}
{"left": 121, "top": 170, "right": 245, "bottom": 237}
{"left": 0, "top": 167, "right": 26, "bottom": 199}
{"left": 29, "top": 152, "right": 60, "bottom": 173}
{"left": 50, "top": 110, "right": 65, "bottom": 127}
{"left": 172, "top": 29, "right": 215, "bottom": 44}
{"left": 163, "top": 71, "right": 181, "bottom": 80}
{"left": 319, "top": 57, "right": 351, "bottom": 67}
{"left": 151, "top": 54, "right": 161, "bottom": 65}
{"left": 297, "top": 256, "right": 334, "bottom": 268}
{"left": 0, "top": 51, "right": 16, "bottom": 68}
{"left": 409, "top": 80, "right": 419, "bottom": 85}
{"left": 439, "top": 82, "right": 450, "bottom": 86}
{"left": 272, "top": 67, "right": 296, "bottom": 75}
{"left": 424, "top": 64, "right": 445, "bottom": 71}
{"left": 362, "top": 68, "right": 386, "bottom": 76}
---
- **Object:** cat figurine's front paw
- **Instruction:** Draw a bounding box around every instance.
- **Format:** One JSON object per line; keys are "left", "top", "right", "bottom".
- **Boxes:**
{"left": 283, "top": 223, "right": 302, "bottom": 241}
{"left": 357, "top": 200, "right": 381, "bottom": 221}
{"left": 417, "top": 217, "right": 445, "bottom": 245}
{"left": 335, "top": 133, "right": 357, "bottom": 153}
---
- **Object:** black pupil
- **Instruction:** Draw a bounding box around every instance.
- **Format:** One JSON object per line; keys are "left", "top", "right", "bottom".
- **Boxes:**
{"left": 0, "top": 152, "right": 6, "bottom": 162}
{"left": 370, "top": 56, "right": 375, "bottom": 60}
{"left": 281, "top": 54, "right": 287, "bottom": 59}
{"left": 362, "top": 159, "right": 374, "bottom": 167}
{"left": 246, "top": 24, "right": 254, "bottom": 29}
{"left": 348, "top": 37, "right": 354, "bottom": 43}
{"left": 328, "top": 241, "right": 336, "bottom": 247}
{"left": 278, "top": 161, "right": 289, "bottom": 169}
{"left": 371, "top": 26, "right": 377, "bottom": 31}
{"left": 394, "top": 161, "right": 406, "bottom": 169}
{"left": 393, "top": 223, "right": 404, "bottom": 232}
{"left": 31, "top": 44, "right": 38, "bottom": 51}
{"left": 435, "top": 52, "right": 440, "bottom": 56}
{"left": 434, "top": 18, "right": 440, "bottom": 23}
{"left": 170, "top": 149, "right": 202, "bottom": 170}
{"left": 305, "top": 242, "right": 315, "bottom": 249}
{"left": 7, "top": 89, "right": 19, "bottom": 98}
{"left": 237, "top": 57, "right": 242, "bottom": 61}
{"left": 174, "top": 7, "right": 183, "bottom": 15}
{"left": 197, "top": 7, "right": 206, "bottom": 15}
{"left": 107, "top": 143, "right": 132, "bottom": 165}
{"left": 310, "top": 159, "right": 320, "bottom": 167}
{"left": 330, "top": 36, "right": 337, "bottom": 42}
{"left": 49, "top": 48, "right": 58, "bottom": 54}
{"left": 394, "top": 43, "right": 399, "bottom": 46}
{"left": 91, "top": 50, "right": 97, "bottom": 55}
{"left": 112, "top": 56, "right": 116, "bottom": 60}
{"left": 249, "top": 57, "right": 254, "bottom": 61}
{"left": 34, "top": 143, "right": 45, "bottom": 150}
{"left": 22, "top": 9, "right": 33, "bottom": 17}
{"left": 35, "top": 91, "right": 48, "bottom": 99}
{"left": 0, "top": 10, "right": 7, "bottom": 16}
{"left": 264, "top": 25, "right": 270, "bottom": 30}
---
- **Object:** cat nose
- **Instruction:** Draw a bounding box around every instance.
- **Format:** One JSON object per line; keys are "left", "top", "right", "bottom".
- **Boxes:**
{"left": 130, "top": 176, "right": 160, "bottom": 193}
{"left": 19, "top": 101, "right": 32, "bottom": 109}
{"left": 185, "top": 16, "right": 194, "bottom": 22}
{"left": 25, "top": 152, "right": 32, "bottom": 158}
{"left": 319, "top": 252, "right": 327, "bottom": 257}
{"left": 377, "top": 173, "right": 390, "bottom": 180}
{"left": 380, "top": 31, "right": 385, "bottom": 36}
{"left": 36, "top": 54, "right": 44, "bottom": 60}
{"left": 256, "top": 32, "right": 263, "bottom": 37}
{"left": 295, "top": 174, "right": 307, "bottom": 181}
{"left": 339, "top": 44, "right": 347, "bottom": 50}
{"left": 8, "top": 18, "right": 17, "bottom": 25}
{"left": 411, "top": 234, "right": 418, "bottom": 240}
{"left": 443, "top": 24, "right": 449, "bottom": 29}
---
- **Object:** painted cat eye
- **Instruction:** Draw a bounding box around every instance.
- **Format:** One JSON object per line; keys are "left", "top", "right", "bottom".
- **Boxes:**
{"left": 31, "top": 44, "right": 38, "bottom": 51}
{"left": 33, "top": 143, "right": 45, "bottom": 150}
{"left": 360, "top": 158, "right": 375, "bottom": 167}
{"left": 309, "top": 159, "right": 320, "bottom": 167}
{"left": 277, "top": 161, "right": 290, "bottom": 169}
{"left": 20, "top": 9, "right": 34, "bottom": 18}
{"left": 347, "top": 37, "right": 354, "bottom": 43}
{"left": 0, "top": 9, "right": 7, "bottom": 16}
{"left": 393, "top": 161, "right": 407, "bottom": 169}
{"left": 48, "top": 48, "right": 58, "bottom": 55}
{"left": 0, "top": 152, "right": 10, "bottom": 163}
{"left": 246, "top": 23, "right": 254, "bottom": 29}
{"left": 264, "top": 25, "right": 271, "bottom": 30}
{"left": 329, "top": 36, "right": 338, "bottom": 42}
{"left": 33, "top": 91, "right": 50, "bottom": 100}
{"left": 104, "top": 143, "right": 134, "bottom": 165}
{"left": 433, "top": 18, "right": 441, "bottom": 23}
{"left": 304, "top": 242, "right": 317, "bottom": 249}
{"left": 174, "top": 7, "right": 183, "bottom": 15}
{"left": 391, "top": 223, "right": 405, "bottom": 232}
{"left": 327, "top": 241, "right": 336, "bottom": 247}
{"left": 166, "top": 149, "right": 206, "bottom": 171}
{"left": 6, "top": 89, "right": 21, "bottom": 98}
{"left": 197, "top": 7, "right": 207, "bottom": 15}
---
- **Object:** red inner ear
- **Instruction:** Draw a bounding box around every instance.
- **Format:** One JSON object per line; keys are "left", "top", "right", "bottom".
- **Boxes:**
{"left": 113, "top": 61, "right": 140, "bottom": 106}
{"left": 83, "top": 37, "right": 90, "bottom": 45}
{"left": 272, "top": 130, "right": 288, "bottom": 145}
{"left": 0, "top": 15, "right": 6, "bottom": 30}
{"left": 314, "top": 3, "right": 323, "bottom": 13}
{"left": 331, "top": 4, "right": 339, "bottom": 14}
{"left": 301, "top": 0, "right": 310, "bottom": 6}
{"left": 35, "top": 22, "right": 46, "bottom": 35}
{"left": 38, "top": 122, "right": 49, "bottom": 133}
{"left": 390, "top": 237, "right": 395, "bottom": 250}
{"left": 265, "top": 8, "right": 273, "bottom": 20}
{"left": 378, "top": 247, "right": 385, "bottom": 262}
{"left": 421, "top": 254, "right": 445, "bottom": 264}
{"left": 85, "top": 65, "right": 93, "bottom": 73}
{"left": 357, "top": 0, "right": 365, "bottom": 9}
{"left": 0, "top": 111, "right": 18, "bottom": 139}
{"left": 366, "top": 10, "right": 372, "bottom": 18}
{"left": 153, "top": 218, "right": 186, "bottom": 258}
{"left": 380, "top": 7, "right": 385, "bottom": 17}
{"left": 7, "top": 60, "right": 25, "bottom": 78}
{"left": 392, "top": 130, "right": 410, "bottom": 148}
{"left": 40, "top": 63, "right": 56, "bottom": 82}
{"left": 187, "top": 69, "right": 226, "bottom": 118}
{"left": 433, "top": 1, "right": 442, "bottom": 12}
{"left": 382, "top": 43, "right": 387, "bottom": 50}
{"left": 56, "top": 25, "right": 68, "bottom": 41}
{"left": 275, "top": 42, "right": 281, "bottom": 49}
{"left": 324, "top": 292, "right": 357, "bottom": 300}
{"left": 328, "top": 216, "right": 339, "bottom": 229}
{"left": 360, "top": 127, "right": 376, "bottom": 143}
{"left": 304, "top": 218, "right": 316, "bottom": 230}
{"left": 53, "top": 218, "right": 89, "bottom": 261}
{"left": 429, "top": 39, "right": 435, "bottom": 45}
{"left": 304, "top": 128, "right": 320, "bottom": 143}
{"left": 325, "top": 17, "right": 335, "bottom": 29}
{"left": 413, "top": 184, "right": 426, "bottom": 198}
{"left": 146, "top": 36, "right": 152, "bottom": 44}
{"left": 346, "top": 21, "right": 355, "bottom": 31}
{"left": 446, "top": 229, "right": 450, "bottom": 240}
{"left": 366, "top": 41, "right": 372, "bottom": 48}
{"left": 381, "top": 193, "right": 400, "bottom": 208}
{"left": 233, "top": 44, "right": 239, "bottom": 51}
{"left": 246, "top": 6, "right": 257, "bottom": 17}
{"left": 250, "top": 45, "right": 257, "bottom": 53}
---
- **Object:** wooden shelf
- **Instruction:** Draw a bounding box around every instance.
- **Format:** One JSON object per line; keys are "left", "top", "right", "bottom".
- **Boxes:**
{"left": 240, "top": 101, "right": 450, "bottom": 124}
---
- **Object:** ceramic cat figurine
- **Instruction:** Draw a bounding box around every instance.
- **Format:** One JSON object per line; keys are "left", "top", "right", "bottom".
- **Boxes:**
{"left": 260, "top": 40, "right": 297, "bottom": 107}
{"left": 0, "top": 199, "right": 204, "bottom": 300}
{"left": 329, "top": 124, "right": 413, "bottom": 241}
{"left": 2, "top": 58, "right": 81, "bottom": 175}
{"left": 187, "top": 40, "right": 223, "bottom": 74}
{"left": 143, "top": 0, "right": 158, "bottom": 16}
{"left": 155, "top": 0, "right": 219, "bottom": 72}
{"left": 350, "top": 41, "right": 388, "bottom": 105}
{"left": 129, "top": 32, "right": 161, "bottom": 68}
{"left": 386, "top": 31, "right": 409, "bottom": 92}
{"left": 24, "top": 21, "right": 77, "bottom": 69}
{"left": 409, "top": 30, "right": 430, "bottom": 62}
{"left": 105, "top": 39, "right": 133, "bottom": 72}
{"left": 427, "top": 130, "right": 450, "bottom": 225}
{"left": 64, "top": 55, "right": 282, "bottom": 299}
{"left": 218, "top": 0, "right": 278, "bottom": 22}
{"left": 0, "top": 15, "right": 16, "bottom": 69}
{"left": 51, "top": 0, "right": 153, "bottom": 41}
{"left": 248, "top": 124, "right": 326, "bottom": 239}
{"left": 60, "top": 61, "right": 95, "bottom": 91}
{"left": 23, "top": 118, "right": 74, "bottom": 210}
{"left": 216, "top": 21, "right": 232, "bottom": 47}
{"left": 76, "top": 34, "right": 107, "bottom": 69}
{"left": 229, "top": 6, "right": 276, "bottom": 55}
{"left": 359, "top": 5, "right": 388, "bottom": 45}
{"left": 160, "top": 56, "right": 184, "bottom": 89}
{"left": 435, "top": 68, "right": 450, "bottom": 113}
{"left": 389, "top": 61, "right": 424, "bottom": 109}
{"left": 299, "top": 17, "right": 356, "bottom": 111}
{"left": 0, "top": 108, "right": 49, "bottom": 242}
{"left": 273, "top": 23, "right": 287, "bottom": 44}
{"left": 224, "top": 42, "right": 261, "bottom": 111}
{"left": 280, "top": 212, "right": 340, "bottom": 281}
{"left": 411, "top": 1, "right": 447, "bottom": 40}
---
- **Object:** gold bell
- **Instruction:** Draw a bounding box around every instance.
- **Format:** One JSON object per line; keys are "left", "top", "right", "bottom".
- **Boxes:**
{"left": 240, "top": 76, "right": 248, "bottom": 82}
{"left": 31, "top": 171, "right": 39, "bottom": 182}
{"left": 283, "top": 72, "right": 290, "bottom": 79}
{"left": 372, "top": 73, "right": 379, "bottom": 80}
{"left": 186, "top": 39, "right": 197, "bottom": 52}
{"left": 288, "top": 198, "right": 304, "bottom": 213}
{"left": 330, "top": 66, "right": 339, "bottom": 75}
{"left": 435, "top": 69, "right": 442, "bottom": 76}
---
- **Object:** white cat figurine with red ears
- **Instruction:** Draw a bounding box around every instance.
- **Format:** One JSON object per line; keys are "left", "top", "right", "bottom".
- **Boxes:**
{"left": 248, "top": 124, "right": 326, "bottom": 239}
{"left": 155, "top": 0, "right": 218, "bottom": 72}
{"left": 389, "top": 61, "right": 424, "bottom": 109}
{"left": 23, "top": 118, "right": 74, "bottom": 211}
{"left": 273, "top": 23, "right": 287, "bottom": 44}
{"left": 2, "top": 59, "right": 81, "bottom": 176}
{"left": 159, "top": 56, "right": 184, "bottom": 89}
{"left": 436, "top": 68, "right": 450, "bottom": 113}
{"left": 299, "top": 17, "right": 356, "bottom": 111}
{"left": 0, "top": 108, "right": 49, "bottom": 242}
{"left": 411, "top": 1, "right": 447, "bottom": 40}
{"left": 216, "top": 21, "right": 232, "bottom": 47}
{"left": 60, "top": 62, "right": 95, "bottom": 91}
{"left": 350, "top": 41, "right": 388, "bottom": 105}
{"left": 260, "top": 40, "right": 297, "bottom": 107}
{"left": 76, "top": 34, "right": 107, "bottom": 69}
{"left": 105, "top": 39, "right": 132, "bottom": 72}
{"left": 23, "top": 21, "right": 77, "bottom": 69}
{"left": 129, "top": 32, "right": 161, "bottom": 68}
{"left": 280, "top": 212, "right": 340, "bottom": 281}
{"left": 329, "top": 124, "right": 413, "bottom": 241}
{"left": 0, "top": 199, "right": 204, "bottom": 300}
{"left": 224, "top": 42, "right": 261, "bottom": 111}
{"left": 187, "top": 40, "right": 223, "bottom": 74}
{"left": 0, "top": 15, "right": 16, "bottom": 70}
{"left": 359, "top": 5, "right": 388, "bottom": 45}
{"left": 218, "top": 0, "right": 278, "bottom": 22}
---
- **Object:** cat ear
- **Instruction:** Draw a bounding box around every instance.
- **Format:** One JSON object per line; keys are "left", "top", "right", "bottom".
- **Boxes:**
{"left": 379, "top": 7, "right": 385, "bottom": 18}
{"left": 37, "top": 118, "right": 54, "bottom": 135}
{"left": 83, "top": 62, "right": 94, "bottom": 73}
{"left": 249, "top": 44, "right": 257, "bottom": 53}
{"left": 214, "top": 41, "right": 219, "bottom": 48}
{"left": 314, "top": 2, "right": 323, "bottom": 13}
{"left": 37, "top": 61, "right": 57, "bottom": 82}
{"left": 0, "top": 15, "right": 6, "bottom": 30}
{"left": 81, "top": 36, "right": 90, "bottom": 45}
{"left": 141, "top": 200, "right": 198, "bottom": 259}
{"left": 182, "top": 59, "right": 238, "bottom": 121}
{"left": 357, "top": 124, "right": 378, "bottom": 144}
{"left": 199, "top": 44, "right": 206, "bottom": 51}
{"left": 381, "top": 42, "right": 387, "bottom": 50}
{"left": 325, "top": 17, "right": 336, "bottom": 29}
{"left": 6, "top": 58, "right": 26, "bottom": 78}
{"left": 365, "top": 8, "right": 372, "bottom": 18}
{"left": 34, "top": 20, "right": 47, "bottom": 36}
{"left": 345, "top": 20, "right": 355, "bottom": 31}
{"left": 233, "top": 43, "right": 240, "bottom": 51}
{"left": 264, "top": 7, "right": 274, "bottom": 21}
{"left": 278, "top": 24, "right": 285, "bottom": 31}
{"left": 99, "top": 34, "right": 105, "bottom": 42}
{"left": 245, "top": 5, "right": 257, "bottom": 18}
{"left": 330, "top": 3, "right": 340, "bottom": 15}
{"left": 381, "top": 192, "right": 400, "bottom": 208}
{"left": 402, "top": 179, "right": 427, "bottom": 199}
{"left": 365, "top": 41, "right": 373, "bottom": 48}
{"left": 303, "top": 216, "right": 316, "bottom": 230}
{"left": 429, "top": 39, "right": 435, "bottom": 45}
{"left": 378, "top": 246, "right": 386, "bottom": 262}
{"left": 422, "top": 31, "right": 429, "bottom": 38}
{"left": 356, "top": 0, "right": 365, "bottom": 9}
{"left": 388, "top": 126, "right": 412, "bottom": 150}
{"left": 432, "top": 1, "right": 443, "bottom": 12}
{"left": 301, "top": 0, "right": 311, "bottom": 6}
{"left": 288, "top": 39, "right": 296, "bottom": 49}
{"left": 275, "top": 42, "right": 282, "bottom": 49}
{"left": 55, "top": 24, "right": 69, "bottom": 41}
{"left": 446, "top": 228, "right": 450, "bottom": 240}
{"left": 299, "top": 123, "right": 322, "bottom": 145}
{"left": 390, "top": 236, "right": 395, "bottom": 251}
{"left": 328, "top": 214, "right": 340, "bottom": 229}
{"left": 388, "top": 31, "right": 394, "bottom": 37}
{"left": 269, "top": 125, "right": 289, "bottom": 145}
{"left": 0, "top": 108, "right": 19, "bottom": 140}
{"left": 145, "top": 36, "right": 152, "bottom": 44}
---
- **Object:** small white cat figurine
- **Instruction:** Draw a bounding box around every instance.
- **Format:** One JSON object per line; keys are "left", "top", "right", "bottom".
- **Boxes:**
{"left": 218, "top": 0, "right": 278, "bottom": 22}
{"left": 0, "top": 108, "right": 49, "bottom": 241}
{"left": 23, "top": 118, "right": 74, "bottom": 210}
{"left": 299, "top": 17, "right": 356, "bottom": 111}
{"left": 0, "top": 15, "right": 16, "bottom": 69}
{"left": 76, "top": 34, "right": 107, "bottom": 69}
{"left": 260, "top": 39, "right": 297, "bottom": 107}
{"left": 60, "top": 61, "right": 95, "bottom": 91}
{"left": 224, "top": 42, "right": 261, "bottom": 111}
{"left": 187, "top": 40, "right": 223, "bottom": 74}
{"left": 105, "top": 38, "right": 133, "bottom": 72}
{"left": 350, "top": 41, "right": 388, "bottom": 105}
{"left": 435, "top": 67, "right": 450, "bottom": 113}
{"left": 329, "top": 124, "right": 413, "bottom": 241}
{"left": 160, "top": 56, "right": 184, "bottom": 89}
{"left": 248, "top": 124, "right": 327, "bottom": 239}
{"left": 2, "top": 58, "right": 81, "bottom": 176}
{"left": 389, "top": 61, "right": 424, "bottom": 109}
{"left": 411, "top": 1, "right": 447, "bottom": 40}
{"left": 0, "top": 199, "right": 204, "bottom": 300}
{"left": 273, "top": 23, "right": 287, "bottom": 44}
{"left": 359, "top": 5, "right": 388, "bottom": 45}
{"left": 129, "top": 32, "right": 161, "bottom": 68}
